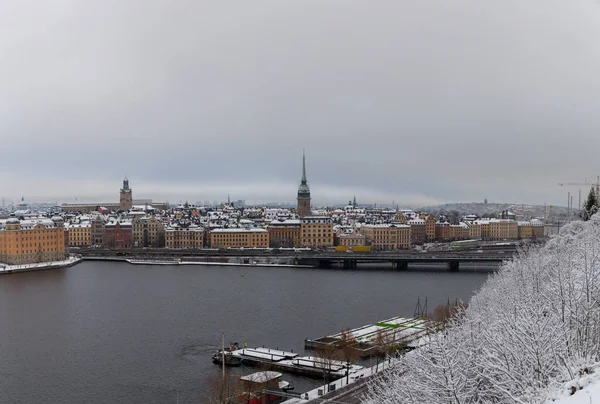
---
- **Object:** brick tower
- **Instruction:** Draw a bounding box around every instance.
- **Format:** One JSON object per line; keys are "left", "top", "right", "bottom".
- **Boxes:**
{"left": 120, "top": 176, "right": 133, "bottom": 211}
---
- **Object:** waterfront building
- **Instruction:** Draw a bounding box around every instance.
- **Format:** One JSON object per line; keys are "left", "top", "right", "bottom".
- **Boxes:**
{"left": 435, "top": 222, "right": 451, "bottom": 241}
{"left": 449, "top": 224, "right": 469, "bottom": 240}
{"left": 91, "top": 214, "right": 106, "bottom": 246}
{"left": 267, "top": 219, "right": 301, "bottom": 248}
{"left": 120, "top": 177, "right": 133, "bottom": 211}
{"left": 531, "top": 219, "right": 545, "bottom": 239}
{"left": 209, "top": 228, "right": 269, "bottom": 249}
{"left": 488, "top": 219, "right": 518, "bottom": 240}
{"left": 63, "top": 223, "right": 69, "bottom": 247}
{"left": 517, "top": 220, "right": 544, "bottom": 240}
{"left": 0, "top": 216, "right": 67, "bottom": 265}
{"left": 104, "top": 219, "right": 133, "bottom": 249}
{"left": 164, "top": 225, "right": 204, "bottom": 248}
{"left": 425, "top": 215, "right": 436, "bottom": 242}
{"left": 467, "top": 223, "right": 481, "bottom": 239}
{"left": 335, "top": 232, "right": 367, "bottom": 247}
{"left": 517, "top": 221, "right": 532, "bottom": 240}
{"left": 132, "top": 216, "right": 165, "bottom": 248}
{"left": 407, "top": 218, "right": 426, "bottom": 244}
{"left": 297, "top": 152, "right": 311, "bottom": 217}
{"left": 473, "top": 219, "right": 517, "bottom": 241}
{"left": 300, "top": 216, "right": 334, "bottom": 248}
{"left": 478, "top": 220, "right": 491, "bottom": 239}
{"left": 361, "top": 224, "right": 411, "bottom": 250}
{"left": 67, "top": 222, "right": 92, "bottom": 247}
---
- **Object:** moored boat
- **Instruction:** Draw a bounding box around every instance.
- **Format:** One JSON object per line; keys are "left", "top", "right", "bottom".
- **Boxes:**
{"left": 212, "top": 342, "right": 243, "bottom": 367}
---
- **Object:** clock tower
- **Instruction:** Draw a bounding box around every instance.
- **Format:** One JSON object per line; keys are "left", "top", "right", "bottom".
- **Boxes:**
{"left": 120, "top": 177, "right": 133, "bottom": 211}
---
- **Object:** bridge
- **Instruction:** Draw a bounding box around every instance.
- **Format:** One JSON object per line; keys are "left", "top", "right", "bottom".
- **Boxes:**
{"left": 74, "top": 247, "right": 515, "bottom": 271}
{"left": 297, "top": 251, "right": 511, "bottom": 271}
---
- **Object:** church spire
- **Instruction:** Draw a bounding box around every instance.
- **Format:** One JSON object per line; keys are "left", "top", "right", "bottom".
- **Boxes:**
{"left": 298, "top": 150, "right": 310, "bottom": 197}
{"left": 297, "top": 150, "right": 311, "bottom": 217}
{"left": 301, "top": 149, "right": 307, "bottom": 184}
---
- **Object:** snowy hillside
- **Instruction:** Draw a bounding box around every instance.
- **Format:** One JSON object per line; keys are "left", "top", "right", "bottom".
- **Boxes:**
{"left": 365, "top": 215, "right": 600, "bottom": 403}
{"left": 420, "top": 201, "right": 572, "bottom": 221}
{"left": 545, "top": 364, "right": 600, "bottom": 403}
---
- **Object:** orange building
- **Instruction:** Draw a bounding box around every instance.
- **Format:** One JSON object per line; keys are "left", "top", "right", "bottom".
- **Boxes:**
{"left": 0, "top": 216, "right": 67, "bottom": 265}
{"left": 268, "top": 219, "right": 301, "bottom": 248}
{"left": 300, "top": 216, "right": 334, "bottom": 248}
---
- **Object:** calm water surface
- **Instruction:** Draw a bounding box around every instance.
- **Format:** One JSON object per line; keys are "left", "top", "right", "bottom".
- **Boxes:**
{"left": 0, "top": 261, "right": 489, "bottom": 403}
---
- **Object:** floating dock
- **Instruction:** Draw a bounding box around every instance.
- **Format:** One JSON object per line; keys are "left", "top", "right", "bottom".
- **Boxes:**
{"left": 305, "top": 316, "right": 430, "bottom": 357}
{"left": 229, "top": 346, "right": 364, "bottom": 379}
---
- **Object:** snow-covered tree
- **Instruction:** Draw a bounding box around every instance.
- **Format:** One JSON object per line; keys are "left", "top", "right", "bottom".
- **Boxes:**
{"left": 581, "top": 187, "right": 598, "bottom": 221}
{"left": 365, "top": 214, "right": 600, "bottom": 403}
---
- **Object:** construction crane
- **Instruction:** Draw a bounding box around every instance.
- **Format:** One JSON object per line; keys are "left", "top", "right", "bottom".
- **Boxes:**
{"left": 558, "top": 175, "right": 600, "bottom": 196}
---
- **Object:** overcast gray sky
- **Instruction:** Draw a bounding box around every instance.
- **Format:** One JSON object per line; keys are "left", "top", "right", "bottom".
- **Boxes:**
{"left": 1, "top": 0, "right": 600, "bottom": 207}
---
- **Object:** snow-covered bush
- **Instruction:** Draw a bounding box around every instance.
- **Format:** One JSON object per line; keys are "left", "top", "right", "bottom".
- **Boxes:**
{"left": 365, "top": 215, "right": 600, "bottom": 403}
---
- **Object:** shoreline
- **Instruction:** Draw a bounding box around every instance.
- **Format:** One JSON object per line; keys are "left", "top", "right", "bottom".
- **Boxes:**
{"left": 126, "top": 259, "right": 313, "bottom": 268}
{"left": 0, "top": 256, "right": 83, "bottom": 275}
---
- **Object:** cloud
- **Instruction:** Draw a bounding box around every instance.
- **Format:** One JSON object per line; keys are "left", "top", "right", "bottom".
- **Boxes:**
{"left": 1, "top": 0, "right": 599, "bottom": 207}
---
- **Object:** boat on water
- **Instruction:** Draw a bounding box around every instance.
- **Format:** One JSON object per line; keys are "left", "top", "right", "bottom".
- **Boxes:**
{"left": 237, "top": 371, "right": 293, "bottom": 404}
{"left": 212, "top": 342, "right": 243, "bottom": 367}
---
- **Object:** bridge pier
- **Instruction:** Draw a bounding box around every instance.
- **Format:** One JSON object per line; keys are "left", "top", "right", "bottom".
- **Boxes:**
{"left": 448, "top": 261, "right": 459, "bottom": 272}
{"left": 342, "top": 259, "right": 357, "bottom": 269}
{"left": 394, "top": 261, "right": 408, "bottom": 271}
{"left": 318, "top": 259, "right": 332, "bottom": 269}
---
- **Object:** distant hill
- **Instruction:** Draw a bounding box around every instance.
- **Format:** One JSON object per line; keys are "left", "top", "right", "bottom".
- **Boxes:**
{"left": 419, "top": 202, "right": 577, "bottom": 222}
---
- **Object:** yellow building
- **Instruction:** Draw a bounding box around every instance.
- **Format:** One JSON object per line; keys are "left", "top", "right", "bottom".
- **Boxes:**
{"left": 449, "top": 224, "right": 469, "bottom": 240}
{"left": 210, "top": 228, "right": 269, "bottom": 249}
{"left": 425, "top": 215, "right": 436, "bottom": 242}
{"left": 477, "top": 221, "right": 491, "bottom": 240}
{"left": 132, "top": 216, "right": 165, "bottom": 248}
{"left": 467, "top": 223, "right": 481, "bottom": 239}
{"left": 67, "top": 223, "right": 92, "bottom": 247}
{"left": 0, "top": 217, "right": 67, "bottom": 265}
{"left": 165, "top": 225, "right": 204, "bottom": 249}
{"left": 517, "top": 222, "right": 533, "bottom": 239}
{"left": 488, "top": 219, "right": 518, "bottom": 240}
{"left": 361, "top": 224, "right": 411, "bottom": 250}
{"left": 335, "top": 232, "right": 366, "bottom": 247}
{"left": 300, "top": 217, "right": 334, "bottom": 248}
{"left": 518, "top": 220, "right": 545, "bottom": 240}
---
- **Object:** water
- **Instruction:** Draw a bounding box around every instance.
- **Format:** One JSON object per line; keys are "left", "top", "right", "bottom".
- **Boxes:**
{"left": 0, "top": 261, "right": 489, "bottom": 403}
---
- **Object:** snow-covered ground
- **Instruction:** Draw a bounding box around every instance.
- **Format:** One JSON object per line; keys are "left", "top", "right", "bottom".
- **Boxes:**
{"left": 285, "top": 357, "right": 396, "bottom": 403}
{"left": 546, "top": 365, "right": 600, "bottom": 403}
{"left": 0, "top": 256, "right": 81, "bottom": 273}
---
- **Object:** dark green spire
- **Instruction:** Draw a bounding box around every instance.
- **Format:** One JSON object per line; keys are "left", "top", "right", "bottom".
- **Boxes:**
{"left": 298, "top": 150, "right": 310, "bottom": 197}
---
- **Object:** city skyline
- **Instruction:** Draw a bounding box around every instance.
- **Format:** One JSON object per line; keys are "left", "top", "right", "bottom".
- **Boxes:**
{"left": 2, "top": 1, "right": 600, "bottom": 206}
